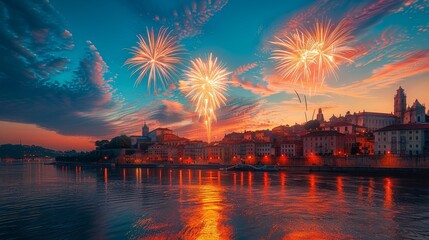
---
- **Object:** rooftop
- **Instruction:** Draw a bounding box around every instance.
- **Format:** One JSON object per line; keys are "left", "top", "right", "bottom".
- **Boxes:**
{"left": 356, "top": 111, "right": 396, "bottom": 117}
{"left": 323, "top": 121, "right": 363, "bottom": 128}
{"left": 375, "top": 123, "right": 429, "bottom": 132}
{"left": 304, "top": 130, "right": 345, "bottom": 137}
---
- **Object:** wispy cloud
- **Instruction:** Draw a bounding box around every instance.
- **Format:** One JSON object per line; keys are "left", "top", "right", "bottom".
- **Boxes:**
{"left": 339, "top": 50, "right": 429, "bottom": 95}
{"left": 0, "top": 0, "right": 123, "bottom": 137}
{"left": 131, "top": 0, "right": 229, "bottom": 40}
{"left": 344, "top": 0, "right": 405, "bottom": 33}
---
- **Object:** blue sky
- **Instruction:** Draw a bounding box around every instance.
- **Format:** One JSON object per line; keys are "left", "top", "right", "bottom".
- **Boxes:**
{"left": 1, "top": 0, "right": 429, "bottom": 150}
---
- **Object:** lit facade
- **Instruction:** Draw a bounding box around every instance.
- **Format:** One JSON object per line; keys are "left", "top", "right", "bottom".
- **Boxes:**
{"left": 279, "top": 141, "right": 303, "bottom": 157}
{"left": 374, "top": 123, "right": 429, "bottom": 156}
{"left": 303, "top": 131, "right": 345, "bottom": 156}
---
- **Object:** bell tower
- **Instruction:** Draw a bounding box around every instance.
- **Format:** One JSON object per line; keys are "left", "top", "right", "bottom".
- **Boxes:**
{"left": 316, "top": 108, "right": 324, "bottom": 122}
{"left": 394, "top": 86, "right": 406, "bottom": 122}
{"left": 142, "top": 122, "right": 149, "bottom": 137}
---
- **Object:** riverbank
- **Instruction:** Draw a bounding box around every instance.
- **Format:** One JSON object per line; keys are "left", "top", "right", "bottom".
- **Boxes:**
{"left": 280, "top": 165, "right": 429, "bottom": 175}
{"left": 53, "top": 161, "right": 429, "bottom": 175}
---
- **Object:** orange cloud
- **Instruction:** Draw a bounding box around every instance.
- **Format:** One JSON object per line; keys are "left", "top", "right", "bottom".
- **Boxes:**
{"left": 0, "top": 121, "right": 95, "bottom": 151}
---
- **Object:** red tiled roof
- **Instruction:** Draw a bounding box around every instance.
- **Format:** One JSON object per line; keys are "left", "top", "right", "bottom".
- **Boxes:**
{"left": 375, "top": 123, "right": 429, "bottom": 132}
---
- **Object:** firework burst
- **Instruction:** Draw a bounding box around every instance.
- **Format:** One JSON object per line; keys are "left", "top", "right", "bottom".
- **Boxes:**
{"left": 271, "top": 19, "right": 354, "bottom": 93}
{"left": 125, "top": 27, "right": 184, "bottom": 93}
{"left": 181, "top": 53, "right": 230, "bottom": 143}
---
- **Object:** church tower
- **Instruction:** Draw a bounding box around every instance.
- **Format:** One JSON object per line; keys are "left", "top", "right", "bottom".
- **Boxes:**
{"left": 142, "top": 122, "right": 149, "bottom": 137}
{"left": 394, "top": 86, "right": 406, "bottom": 122}
{"left": 316, "top": 108, "right": 324, "bottom": 122}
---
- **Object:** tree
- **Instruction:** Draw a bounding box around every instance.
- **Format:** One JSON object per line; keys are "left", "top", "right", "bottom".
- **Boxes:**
{"left": 106, "top": 135, "right": 131, "bottom": 149}
{"left": 95, "top": 140, "right": 110, "bottom": 149}
{"left": 304, "top": 120, "right": 320, "bottom": 131}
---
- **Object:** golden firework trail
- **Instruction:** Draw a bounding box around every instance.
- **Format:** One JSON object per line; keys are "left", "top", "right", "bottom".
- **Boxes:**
{"left": 125, "top": 27, "right": 184, "bottom": 93}
{"left": 181, "top": 53, "right": 230, "bottom": 143}
{"left": 271, "top": 19, "right": 354, "bottom": 94}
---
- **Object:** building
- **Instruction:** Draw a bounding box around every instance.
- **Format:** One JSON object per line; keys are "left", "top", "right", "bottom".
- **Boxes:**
{"left": 230, "top": 141, "right": 256, "bottom": 164}
{"left": 394, "top": 86, "right": 426, "bottom": 124}
{"left": 327, "top": 87, "right": 428, "bottom": 132}
{"left": 255, "top": 142, "right": 274, "bottom": 158}
{"left": 374, "top": 123, "right": 429, "bottom": 156}
{"left": 130, "top": 135, "right": 151, "bottom": 147}
{"left": 204, "top": 143, "right": 228, "bottom": 164}
{"left": 350, "top": 111, "right": 397, "bottom": 132}
{"left": 279, "top": 141, "right": 303, "bottom": 157}
{"left": 221, "top": 132, "right": 244, "bottom": 143}
{"left": 146, "top": 144, "right": 180, "bottom": 162}
{"left": 322, "top": 121, "right": 366, "bottom": 134}
{"left": 183, "top": 141, "right": 206, "bottom": 163}
{"left": 147, "top": 128, "right": 173, "bottom": 142}
{"left": 254, "top": 130, "right": 271, "bottom": 142}
{"left": 303, "top": 131, "right": 345, "bottom": 156}
{"left": 404, "top": 100, "right": 426, "bottom": 124}
{"left": 394, "top": 86, "right": 407, "bottom": 121}
{"left": 244, "top": 131, "right": 253, "bottom": 140}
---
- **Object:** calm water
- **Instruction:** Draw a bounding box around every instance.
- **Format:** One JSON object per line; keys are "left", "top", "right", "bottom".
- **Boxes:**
{"left": 1, "top": 163, "right": 429, "bottom": 240}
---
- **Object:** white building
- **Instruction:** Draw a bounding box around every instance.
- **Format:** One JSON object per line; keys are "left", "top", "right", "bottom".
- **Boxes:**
{"left": 322, "top": 121, "right": 366, "bottom": 134}
{"left": 374, "top": 123, "right": 429, "bottom": 156}
{"left": 352, "top": 112, "right": 397, "bottom": 132}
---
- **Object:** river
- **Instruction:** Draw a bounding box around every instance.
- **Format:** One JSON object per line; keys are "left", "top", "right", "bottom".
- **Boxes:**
{"left": 0, "top": 162, "right": 428, "bottom": 239}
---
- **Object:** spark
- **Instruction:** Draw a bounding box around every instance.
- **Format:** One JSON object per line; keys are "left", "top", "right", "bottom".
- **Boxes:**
{"left": 125, "top": 27, "right": 184, "bottom": 93}
{"left": 271, "top": 19, "right": 354, "bottom": 93}
{"left": 181, "top": 53, "right": 230, "bottom": 143}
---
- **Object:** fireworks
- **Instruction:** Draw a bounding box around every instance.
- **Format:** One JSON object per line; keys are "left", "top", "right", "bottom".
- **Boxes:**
{"left": 125, "top": 27, "right": 184, "bottom": 93}
{"left": 271, "top": 19, "right": 353, "bottom": 93}
{"left": 181, "top": 53, "right": 230, "bottom": 143}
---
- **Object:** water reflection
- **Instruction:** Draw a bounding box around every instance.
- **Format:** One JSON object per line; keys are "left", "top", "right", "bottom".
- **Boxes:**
{"left": 179, "top": 185, "right": 232, "bottom": 239}
{"left": 1, "top": 164, "right": 429, "bottom": 239}
{"left": 337, "top": 176, "right": 344, "bottom": 200}
{"left": 384, "top": 177, "right": 393, "bottom": 210}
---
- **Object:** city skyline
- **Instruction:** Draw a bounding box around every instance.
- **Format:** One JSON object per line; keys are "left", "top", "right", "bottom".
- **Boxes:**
{"left": 1, "top": 0, "right": 429, "bottom": 151}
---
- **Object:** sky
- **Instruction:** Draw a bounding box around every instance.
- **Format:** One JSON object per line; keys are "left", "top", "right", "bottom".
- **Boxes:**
{"left": 0, "top": 0, "right": 429, "bottom": 151}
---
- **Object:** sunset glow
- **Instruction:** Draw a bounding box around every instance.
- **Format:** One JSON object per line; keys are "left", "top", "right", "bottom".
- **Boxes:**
{"left": 0, "top": 0, "right": 428, "bottom": 151}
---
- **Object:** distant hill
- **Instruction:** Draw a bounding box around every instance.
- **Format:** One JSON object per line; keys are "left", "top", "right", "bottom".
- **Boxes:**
{"left": 0, "top": 144, "right": 62, "bottom": 159}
